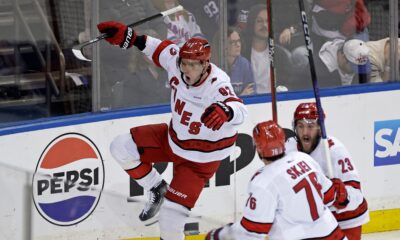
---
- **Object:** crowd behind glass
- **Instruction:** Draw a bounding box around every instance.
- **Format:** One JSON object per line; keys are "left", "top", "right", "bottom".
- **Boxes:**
{"left": 0, "top": 0, "right": 398, "bottom": 126}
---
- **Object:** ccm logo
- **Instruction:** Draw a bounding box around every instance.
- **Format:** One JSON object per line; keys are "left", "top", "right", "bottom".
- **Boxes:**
{"left": 374, "top": 120, "right": 400, "bottom": 166}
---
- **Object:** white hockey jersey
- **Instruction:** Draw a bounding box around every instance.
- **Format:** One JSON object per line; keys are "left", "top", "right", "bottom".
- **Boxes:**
{"left": 164, "top": 11, "right": 204, "bottom": 46}
{"left": 220, "top": 151, "right": 345, "bottom": 240}
{"left": 141, "top": 36, "right": 248, "bottom": 163}
{"left": 286, "top": 136, "right": 369, "bottom": 229}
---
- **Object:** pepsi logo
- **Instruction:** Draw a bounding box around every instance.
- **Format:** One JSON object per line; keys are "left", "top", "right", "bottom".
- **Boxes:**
{"left": 32, "top": 133, "right": 105, "bottom": 226}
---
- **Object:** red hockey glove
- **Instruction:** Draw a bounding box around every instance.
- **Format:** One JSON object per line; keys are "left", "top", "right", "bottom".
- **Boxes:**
{"left": 201, "top": 102, "right": 233, "bottom": 131}
{"left": 331, "top": 178, "right": 349, "bottom": 209}
{"left": 97, "top": 21, "right": 136, "bottom": 49}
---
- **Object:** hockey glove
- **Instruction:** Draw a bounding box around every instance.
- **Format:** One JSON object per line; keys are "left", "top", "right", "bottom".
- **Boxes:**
{"left": 97, "top": 21, "right": 136, "bottom": 49}
{"left": 331, "top": 178, "right": 349, "bottom": 209}
{"left": 201, "top": 102, "right": 233, "bottom": 131}
{"left": 206, "top": 223, "right": 233, "bottom": 240}
{"left": 206, "top": 227, "right": 223, "bottom": 240}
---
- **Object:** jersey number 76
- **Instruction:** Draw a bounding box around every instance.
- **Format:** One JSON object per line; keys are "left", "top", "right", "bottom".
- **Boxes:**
{"left": 292, "top": 172, "right": 323, "bottom": 221}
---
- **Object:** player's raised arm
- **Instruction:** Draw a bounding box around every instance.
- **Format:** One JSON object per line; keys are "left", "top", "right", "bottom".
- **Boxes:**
{"left": 97, "top": 21, "right": 179, "bottom": 71}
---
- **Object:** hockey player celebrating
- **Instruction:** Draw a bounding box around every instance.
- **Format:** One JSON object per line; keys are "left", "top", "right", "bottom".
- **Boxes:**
{"left": 206, "top": 120, "right": 349, "bottom": 240}
{"left": 97, "top": 21, "right": 248, "bottom": 240}
{"left": 286, "top": 102, "right": 369, "bottom": 240}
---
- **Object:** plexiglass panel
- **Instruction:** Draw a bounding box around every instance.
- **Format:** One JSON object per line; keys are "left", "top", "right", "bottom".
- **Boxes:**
{"left": 0, "top": 0, "right": 397, "bottom": 126}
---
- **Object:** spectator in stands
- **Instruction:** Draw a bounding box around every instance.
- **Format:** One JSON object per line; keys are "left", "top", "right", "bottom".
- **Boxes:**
{"left": 152, "top": 0, "right": 205, "bottom": 46}
{"left": 274, "top": 0, "right": 311, "bottom": 91}
{"left": 273, "top": 0, "right": 371, "bottom": 90}
{"left": 226, "top": 27, "right": 255, "bottom": 96}
{"left": 310, "top": 0, "right": 371, "bottom": 52}
{"left": 241, "top": 4, "right": 271, "bottom": 94}
{"left": 233, "top": 0, "right": 265, "bottom": 30}
{"left": 178, "top": 0, "right": 220, "bottom": 41}
{"left": 316, "top": 38, "right": 371, "bottom": 87}
{"left": 366, "top": 37, "right": 400, "bottom": 83}
{"left": 276, "top": 0, "right": 307, "bottom": 53}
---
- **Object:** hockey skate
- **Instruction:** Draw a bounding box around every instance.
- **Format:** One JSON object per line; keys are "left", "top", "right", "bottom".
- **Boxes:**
{"left": 139, "top": 180, "right": 168, "bottom": 226}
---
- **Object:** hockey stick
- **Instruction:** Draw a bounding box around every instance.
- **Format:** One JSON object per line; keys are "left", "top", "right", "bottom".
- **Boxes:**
{"left": 266, "top": 0, "right": 278, "bottom": 123}
{"left": 72, "top": 5, "right": 184, "bottom": 61}
{"left": 233, "top": 143, "right": 238, "bottom": 222}
{"left": 297, "top": 0, "right": 334, "bottom": 178}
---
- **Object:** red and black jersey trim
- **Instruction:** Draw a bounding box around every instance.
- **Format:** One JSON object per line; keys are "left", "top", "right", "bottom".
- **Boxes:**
{"left": 304, "top": 225, "right": 346, "bottom": 240}
{"left": 125, "top": 162, "right": 152, "bottom": 180}
{"left": 344, "top": 180, "right": 361, "bottom": 190}
{"left": 334, "top": 198, "right": 368, "bottom": 222}
{"left": 152, "top": 40, "right": 174, "bottom": 68}
{"left": 240, "top": 217, "right": 272, "bottom": 234}
{"left": 169, "top": 122, "right": 237, "bottom": 152}
{"left": 223, "top": 97, "right": 243, "bottom": 104}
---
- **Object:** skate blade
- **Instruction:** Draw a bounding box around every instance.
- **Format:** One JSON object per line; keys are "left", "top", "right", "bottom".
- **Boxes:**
{"left": 144, "top": 219, "right": 159, "bottom": 226}
{"left": 141, "top": 212, "right": 160, "bottom": 226}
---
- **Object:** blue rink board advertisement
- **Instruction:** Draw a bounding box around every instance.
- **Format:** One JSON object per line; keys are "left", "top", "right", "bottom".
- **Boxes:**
{"left": 374, "top": 119, "right": 400, "bottom": 166}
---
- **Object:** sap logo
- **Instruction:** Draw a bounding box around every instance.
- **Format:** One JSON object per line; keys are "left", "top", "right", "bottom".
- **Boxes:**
{"left": 32, "top": 133, "right": 104, "bottom": 226}
{"left": 374, "top": 120, "right": 400, "bottom": 166}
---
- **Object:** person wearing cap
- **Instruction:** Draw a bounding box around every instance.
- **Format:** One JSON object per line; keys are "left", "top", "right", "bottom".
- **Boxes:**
{"left": 206, "top": 120, "right": 349, "bottom": 240}
{"left": 308, "top": 0, "right": 371, "bottom": 54}
{"left": 317, "top": 38, "right": 371, "bottom": 86}
{"left": 286, "top": 102, "right": 369, "bottom": 240}
{"left": 366, "top": 37, "right": 400, "bottom": 83}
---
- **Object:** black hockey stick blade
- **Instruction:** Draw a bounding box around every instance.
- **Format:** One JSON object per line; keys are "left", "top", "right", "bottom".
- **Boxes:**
{"left": 72, "top": 5, "right": 184, "bottom": 61}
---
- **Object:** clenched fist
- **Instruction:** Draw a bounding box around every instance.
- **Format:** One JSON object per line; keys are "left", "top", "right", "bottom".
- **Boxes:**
{"left": 331, "top": 178, "right": 349, "bottom": 209}
{"left": 201, "top": 102, "right": 233, "bottom": 131}
{"left": 97, "top": 21, "right": 136, "bottom": 49}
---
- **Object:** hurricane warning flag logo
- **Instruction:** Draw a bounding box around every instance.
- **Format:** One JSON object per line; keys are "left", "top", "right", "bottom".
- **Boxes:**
{"left": 32, "top": 133, "right": 105, "bottom": 226}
